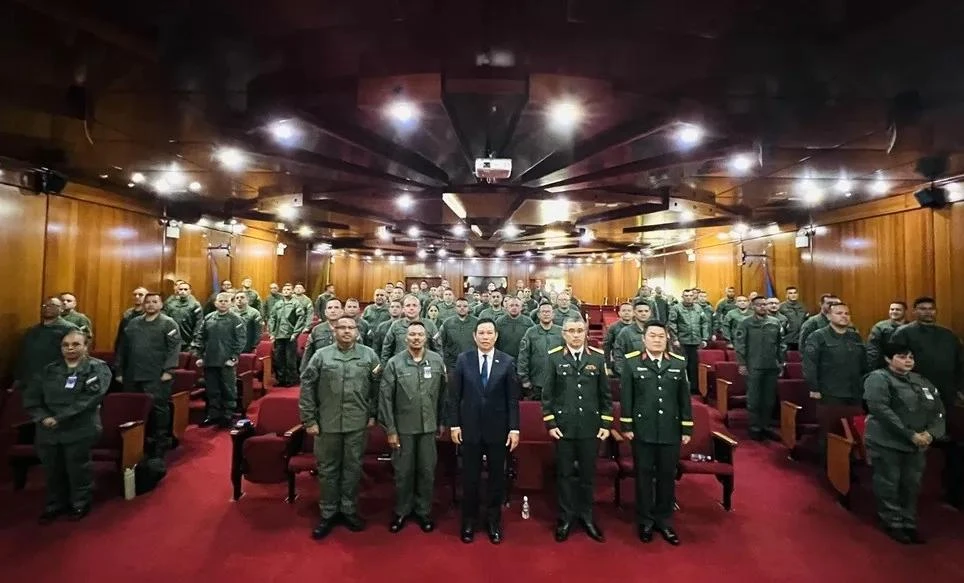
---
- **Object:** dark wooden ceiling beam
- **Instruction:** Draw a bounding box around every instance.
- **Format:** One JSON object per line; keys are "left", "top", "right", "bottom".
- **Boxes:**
{"left": 623, "top": 216, "right": 735, "bottom": 234}
{"left": 441, "top": 74, "right": 479, "bottom": 174}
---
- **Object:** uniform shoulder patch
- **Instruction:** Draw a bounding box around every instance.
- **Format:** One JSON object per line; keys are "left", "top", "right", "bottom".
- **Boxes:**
{"left": 588, "top": 345, "right": 604, "bottom": 354}
{"left": 669, "top": 352, "right": 686, "bottom": 361}
{"left": 624, "top": 350, "right": 641, "bottom": 359}
{"left": 547, "top": 346, "right": 564, "bottom": 355}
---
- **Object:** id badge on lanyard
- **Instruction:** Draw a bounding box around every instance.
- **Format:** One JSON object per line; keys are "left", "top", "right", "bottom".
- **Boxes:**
{"left": 65, "top": 375, "right": 78, "bottom": 391}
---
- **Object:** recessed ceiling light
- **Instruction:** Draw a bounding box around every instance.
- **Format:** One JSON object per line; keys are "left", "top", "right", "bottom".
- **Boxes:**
{"left": 188, "top": 181, "right": 202, "bottom": 193}
{"left": 464, "top": 247, "right": 475, "bottom": 257}
{"left": 98, "top": 173, "right": 109, "bottom": 179}
{"left": 451, "top": 223, "right": 466, "bottom": 236}
{"left": 153, "top": 178, "right": 171, "bottom": 194}
{"left": 269, "top": 119, "right": 300, "bottom": 145}
{"left": 680, "top": 210, "right": 695, "bottom": 222}
{"left": 871, "top": 178, "right": 890, "bottom": 195}
{"left": 277, "top": 204, "right": 297, "bottom": 220}
{"left": 833, "top": 175, "right": 853, "bottom": 194}
{"left": 374, "top": 248, "right": 383, "bottom": 257}
{"left": 674, "top": 123, "right": 704, "bottom": 147}
{"left": 503, "top": 224, "right": 521, "bottom": 238}
{"left": 387, "top": 100, "right": 418, "bottom": 123}
{"left": 397, "top": 193, "right": 414, "bottom": 210}
{"left": 767, "top": 224, "right": 781, "bottom": 235}
{"left": 748, "top": 228, "right": 763, "bottom": 238}
{"left": 417, "top": 249, "right": 427, "bottom": 259}
{"left": 495, "top": 248, "right": 506, "bottom": 257}
{"left": 406, "top": 226, "right": 420, "bottom": 238}
{"left": 798, "top": 179, "right": 824, "bottom": 205}
{"left": 216, "top": 147, "right": 246, "bottom": 171}
{"left": 524, "top": 250, "right": 532, "bottom": 258}
{"left": 728, "top": 154, "right": 753, "bottom": 174}
{"left": 579, "top": 229, "right": 594, "bottom": 244}
{"left": 131, "top": 172, "right": 145, "bottom": 184}
{"left": 548, "top": 99, "right": 582, "bottom": 130}
{"left": 298, "top": 226, "right": 314, "bottom": 237}
{"left": 127, "top": 182, "right": 135, "bottom": 188}
{"left": 734, "top": 223, "right": 749, "bottom": 235}
{"left": 438, "top": 248, "right": 448, "bottom": 258}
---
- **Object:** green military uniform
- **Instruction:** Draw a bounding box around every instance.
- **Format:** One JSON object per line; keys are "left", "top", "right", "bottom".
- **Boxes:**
{"left": 438, "top": 314, "right": 479, "bottom": 371}
{"left": 116, "top": 313, "right": 181, "bottom": 460}
{"left": 619, "top": 351, "right": 693, "bottom": 529}
{"left": 714, "top": 297, "right": 738, "bottom": 333}
{"left": 380, "top": 318, "right": 440, "bottom": 366}
{"left": 314, "top": 292, "right": 336, "bottom": 320}
{"left": 302, "top": 321, "right": 337, "bottom": 372}
{"left": 163, "top": 295, "right": 204, "bottom": 350}
{"left": 362, "top": 303, "right": 391, "bottom": 329}
{"left": 553, "top": 306, "right": 582, "bottom": 327}
{"left": 268, "top": 298, "right": 308, "bottom": 386}
{"left": 353, "top": 316, "right": 371, "bottom": 347}
{"left": 522, "top": 298, "right": 538, "bottom": 313}
{"left": 494, "top": 313, "right": 535, "bottom": 358}
{"left": 113, "top": 307, "right": 143, "bottom": 354}
{"left": 263, "top": 291, "right": 282, "bottom": 320}
{"left": 293, "top": 294, "right": 314, "bottom": 319}
{"left": 517, "top": 323, "right": 564, "bottom": 400}
{"left": 733, "top": 315, "right": 786, "bottom": 436}
{"left": 242, "top": 289, "right": 262, "bottom": 313}
{"left": 378, "top": 349, "right": 446, "bottom": 519}
{"left": 778, "top": 300, "right": 808, "bottom": 348}
{"left": 603, "top": 320, "right": 632, "bottom": 366}
{"left": 667, "top": 303, "right": 711, "bottom": 393}
{"left": 478, "top": 306, "right": 506, "bottom": 321}
{"left": 234, "top": 305, "right": 264, "bottom": 353}
{"left": 23, "top": 357, "right": 112, "bottom": 514}
{"left": 371, "top": 317, "right": 399, "bottom": 364}
{"left": 300, "top": 343, "right": 381, "bottom": 520}
{"left": 62, "top": 310, "right": 93, "bottom": 339}
{"left": 433, "top": 301, "right": 458, "bottom": 324}
{"left": 891, "top": 322, "right": 964, "bottom": 409}
{"left": 612, "top": 322, "right": 675, "bottom": 375}
{"left": 867, "top": 319, "right": 904, "bottom": 371}
{"left": 203, "top": 291, "right": 227, "bottom": 315}
{"left": 803, "top": 326, "right": 867, "bottom": 452}
{"left": 16, "top": 318, "right": 78, "bottom": 388}
{"left": 643, "top": 297, "right": 669, "bottom": 323}
{"left": 543, "top": 345, "right": 612, "bottom": 523}
{"left": 193, "top": 310, "right": 245, "bottom": 422}
{"left": 721, "top": 307, "right": 751, "bottom": 342}
{"left": 863, "top": 369, "right": 946, "bottom": 533}
{"left": 697, "top": 301, "right": 714, "bottom": 329}
{"left": 798, "top": 312, "right": 829, "bottom": 350}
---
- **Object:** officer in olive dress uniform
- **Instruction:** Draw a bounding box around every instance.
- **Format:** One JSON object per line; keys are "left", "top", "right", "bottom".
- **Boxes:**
{"left": 734, "top": 297, "right": 787, "bottom": 440}
{"left": 301, "top": 298, "right": 343, "bottom": 372}
{"left": 864, "top": 342, "right": 945, "bottom": 544}
{"left": 233, "top": 290, "right": 264, "bottom": 353}
{"left": 192, "top": 292, "right": 245, "bottom": 427}
{"left": 543, "top": 318, "right": 612, "bottom": 542}
{"left": 619, "top": 321, "right": 692, "bottom": 546}
{"left": 379, "top": 321, "right": 447, "bottom": 534}
{"left": 300, "top": 316, "right": 381, "bottom": 540}
{"left": 23, "top": 330, "right": 111, "bottom": 523}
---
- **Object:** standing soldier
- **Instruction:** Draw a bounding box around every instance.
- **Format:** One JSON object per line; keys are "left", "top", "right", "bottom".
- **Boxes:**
{"left": 164, "top": 281, "right": 204, "bottom": 350}
{"left": 778, "top": 286, "right": 808, "bottom": 351}
{"left": 803, "top": 303, "right": 867, "bottom": 454}
{"left": 23, "top": 330, "right": 111, "bottom": 523}
{"left": 495, "top": 298, "right": 534, "bottom": 359}
{"left": 292, "top": 282, "right": 314, "bottom": 317}
{"left": 239, "top": 277, "right": 262, "bottom": 313}
{"left": 380, "top": 295, "right": 439, "bottom": 365}
{"left": 552, "top": 293, "right": 582, "bottom": 326}
{"left": 193, "top": 292, "right": 245, "bottom": 427}
{"left": 866, "top": 301, "right": 907, "bottom": 370}
{"left": 204, "top": 280, "right": 233, "bottom": 314}
{"left": 618, "top": 322, "right": 692, "bottom": 546}
{"left": 863, "top": 343, "right": 945, "bottom": 544}
{"left": 734, "top": 297, "right": 787, "bottom": 440}
{"left": 603, "top": 303, "right": 634, "bottom": 368}
{"left": 262, "top": 282, "right": 282, "bottom": 319}
{"left": 300, "top": 316, "right": 381, "bottom": 540}
{"left": 15, "top": 297, "right": 78, "bottom": 390}
{"left": 612, "top": 301, "right": 655, "bottom": 374}
{"left": 379, "top": 321, "right": 446, "bottom": 534}
{"left": 439, "top": 298, "right": 479, "bottom": 373}
{"left": 314, "top": 283, "right": 337, "bottom": 320}
{"left": 667, "top": 289, "right": 710, "bottom": 392}
{"left": 362, "top": 288, "right": 390, "bottom": 328}
{"left": 343, "top": 298, "right": 370, "bottom": 346}
{"left": 233, "top": 290, "right": 264, "bottom": 353}
{"left": 433, "top": 289, "right": 459, "bottom": 323}
{"left": 114, "top": 287, "right": 148, "bottom": 354}
{"left": 371, "top": 300, "right": 403, "bottom": 361}
{"left": 720, "top": 296, "right": 751, "bottom": 346}
{"left": 517, "top": 303, "right": 564, "bottom": 400}
{"left": 766, "top": 297, "right": 789, "bottom": 341}
{"left": 543, "top": 318, "right": 611, "bottom": 542}
{"left": 478, "top": 291, "right": 506, "bottom": 321}
{"left": 713, "top": 286, "right": 738, "bottom": 334}
{"left": 59, "top": 292, "right": 93, "bottom": 338}
{"left": 798, "top": 293, "right": 840, "bottom": 349}
{"left": 115, "top": 293, "right": 181, "bottom": 465}
{"left": 303, "top": 299, "right": 344, "bottom": 371}
{"left": 696, "top": 290, "right": 714, "bottom": 328}
{"left": 268, "top": 283, "right": 309, "bottom": 387}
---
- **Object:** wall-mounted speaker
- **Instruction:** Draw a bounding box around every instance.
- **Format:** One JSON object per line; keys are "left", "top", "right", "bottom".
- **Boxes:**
{"left": 914, "top": 186, "right": 948, "bottom": 209}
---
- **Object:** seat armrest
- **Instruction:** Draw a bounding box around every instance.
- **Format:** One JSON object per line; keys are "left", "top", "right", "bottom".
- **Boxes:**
{"left": 118, "top": 420, "right": 146, "bottom": 469}
{"left": 697, "top": 363, "right": 713, "bottom": 399}
{"left": 258, "top": 355, "right": 273, "bottom": 389}
{"left": 190, "top": 388, "right": 206, "bottom": 399}
{"left": 236, "top": 370, "right": 255, "bottom": 414}
{"left": 283, "top": 424, "right": 306, "bottom": 457}
{"left": 171, "top": 369, "right": 197, "bottom": 391}
{"left": 13, "top": 421, "right": 35, "bottom": 444}
{"left": 712, "top": 431, "right": 738, "bottom": 464}
{"left": 780, "top": 400, "right": 802, "bottom": 450}
{"left": 716, "top": 379, "right": 732, "bottom": 417}
{"left": 826, "top": 431, "right": 855, "bottom": 497}
{"left": 230, "top": 420, "right": 256, "bottom": 482}
{"left": 170, "top": 391, "right": 190, "bottom": 440}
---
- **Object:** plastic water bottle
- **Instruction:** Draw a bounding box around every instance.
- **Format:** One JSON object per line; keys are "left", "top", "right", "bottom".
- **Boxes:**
{"left": 521, "top": 496, "right": 530, "bottom": 520}
{"left": 123, "top": 466, "right": 136, "bottom": 500}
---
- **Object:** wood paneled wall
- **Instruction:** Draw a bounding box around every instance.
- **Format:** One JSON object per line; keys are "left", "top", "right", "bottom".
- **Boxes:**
{"left": 0, "top": 183, "right": 307, "bottom": 384}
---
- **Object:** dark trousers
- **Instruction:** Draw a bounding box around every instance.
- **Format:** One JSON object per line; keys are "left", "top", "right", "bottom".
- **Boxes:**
{"left": 936, "top": 440, "right": 963, "bottom": 506}
{"left": 460, "top": 441, "right": 507, "bottom": 523}
{"left": 126, "top": 378, "right": 173, "bottom": 459}
{"left": 747, "top": 368, "right": 780, "bottom": 434}
{"left": 316, "top": 430, "right": 367, "bottom": 519}
{"left": 203, "top": 365, "right": 237, "bottom": 420}
{"left": 273, "top": 339, "right": 297, "bottom": 386}
{"left": 632, "top": 440, "right": 680, "bottom": 528}
{"left": 868, "top": 446, "right": 926, "bottom": 529}
{"left": 556, "top": 438, "right": 598, "bottom": 522}
{"left": 681, "top": 344, "right": 700, "bottom": 394}
{"left": 36, "top": 437, "right": 98, "bottom": 511}
{"left": 523, "top": 385, "right": 543, "bottom": 401}
{"left": 392, "top": 432, "right": 437, "bottom": 517}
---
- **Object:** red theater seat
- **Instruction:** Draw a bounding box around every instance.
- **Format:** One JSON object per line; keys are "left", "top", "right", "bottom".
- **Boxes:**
{"left": 696, "top": 349, "right": 728, "bottom": 401}
{"left": 676, "top": 400, "right": 738, "bottom": 511}
{"left": 784, "top": 362, "right": 803, "bottom": 380}
{"left": 296, "top": 331, "right": 310, "bottom": 358}
{"left": 515, "top": 401, "right": 555, "bottom": 491}
{"left": 786, "top": 350, "right": 802, "bottom": 363}
{"left": 254, "top": 339, "right": 273, "bottom": 391}
{"left": 714, "top": 361, "right": 747, "bottom": 424}
{"left": 230, "top": 395, "right": 301, "bottom": 500}
{"left": 236, "top": 354, "right": 258, "bottom": 414}
{"left": 778, "top": 379, "right": 819, "bottom": 459}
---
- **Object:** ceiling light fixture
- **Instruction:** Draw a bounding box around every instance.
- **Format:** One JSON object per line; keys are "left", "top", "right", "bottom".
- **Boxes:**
{"left": 438, "top": 248, "right": 448, "bottom": 258}
{"left": 524, "top": 250, "right": 532, "bottom": 258}
{"left": 728, "top": 153, "right": 754, "bottom": 174}
{"left": 386, "top": 100, "right": 418, "bottom": 123}
{"left": 503, "top": 224, "right": 521, "bottom": 238}
{"left": 216, "top": 147, "right": 246, "bottom": 171}
{"left": 798, "top": 178, "right": 824, "bottom": 205}
{"left": 833, "top": 174, "right": 853, "bottom": 194}
{"left": 277, "top": 204, "right": 298, "bottom": 220}
{"left": 463, "top": 247, "right": 474, "bottom": 257}
{"left": 680, "top": 210, "right": 695, "bottom": 222}
{"left": 674, "top": 123, "right": 704, "bottom": 147}
{"left": 131, "top": 172, "right": 145, "bottom": 184}
{"left": 153, "top": 178, "right": 172, "bottom": 194}
{"left": 417, "top": 249, "right": 428, "bottom": 259}
{"left": 396, "top": 193, "right": 414, "bottom": 210}
{"left": 269, "top": 119, "right": 300, "bottom": 145}
{"left": 374, "top": 248, "right": 383, "bottom": 257}
{"left": 548, "top": 99, "right": 583, "bottom": 130}
{"left": 188, "top": 181, "right": 203, "bottom": 193}
{"left": 377, "top": 226, "right": 392, "bottom": 241}
{"left": 165, "top": 163, "right": 185, "bottom": 188}
{"left": 451, "top": 223, "right": 466, "bottom": 236}
{"left": 871, "top": 177, "right": 890, "bottom": 195}
{"left": 298, "top": 226, "right": 314, "bottom": 238}
{"left": 406, "top": 226, "right": 420, "bottom": 238}
{"left": 495, "top": 248, "right": 506, "bottom": 257}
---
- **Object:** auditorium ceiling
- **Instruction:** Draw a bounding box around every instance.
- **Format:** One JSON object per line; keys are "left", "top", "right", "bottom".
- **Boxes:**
{"left": 2, "top": 0, "right": 964, "bottom": 258}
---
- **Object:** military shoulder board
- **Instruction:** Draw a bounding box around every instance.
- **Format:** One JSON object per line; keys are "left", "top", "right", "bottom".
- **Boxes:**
{"left": 588, "top": 346, "right": 604, "bottom": 355}
{"left": 547, "top": 346, "right": 564, "bottom": 355}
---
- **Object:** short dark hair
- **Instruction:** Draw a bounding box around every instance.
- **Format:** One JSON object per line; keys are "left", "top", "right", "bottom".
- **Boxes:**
{"left": 890, "top": 300, "right": 907, "bottom": 309}
{"left": 406, "top": 320, "right": 426, "bottom": 330}
{"left": 829, "top": 302, "right": 849, "bottom": 311}
{"left": 63, "top": 328, "right": 89, "bottom": 345}
{"left": 144, "top": 292, "right": 163, "bottom": 302}
{"left": 619, "top": 302, "right": 633, "bottom": 309}
{"left": 633, "top": 299, "right": 651, "bottom": 309}
{"left": 475, "top": 318, "right": 496, "bottom": 332}
{"left": 643, "top": 321, "right": 667, "bottom": 334}
{"left": 819, "top": 293, "right": 837, "bottom": 303}
{"left": 750, "top": 296, "right": 766, "bottom": 304}
{"left": 456, "top": 297, "right": 468, "bottom": 303}
{"left": 294, "top": 281, "right": 305, "bottom": 287}
{"left": 913, "top": 296, "right": 935, "bottom": 308}
{"left": 785, "top": 286, "right": 797, "bottom": 291}
{"left": 883, "top": 342, "right": 913, "bottom": 359}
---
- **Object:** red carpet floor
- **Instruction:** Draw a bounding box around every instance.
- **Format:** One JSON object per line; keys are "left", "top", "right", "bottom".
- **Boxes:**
{"left": 1, "top": 403, "right": 963, "bottom": 583}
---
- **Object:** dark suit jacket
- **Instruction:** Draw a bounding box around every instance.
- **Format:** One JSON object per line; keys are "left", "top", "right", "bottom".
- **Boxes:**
{"left": 447, "top": 349, "right": 521, "bottom": 444}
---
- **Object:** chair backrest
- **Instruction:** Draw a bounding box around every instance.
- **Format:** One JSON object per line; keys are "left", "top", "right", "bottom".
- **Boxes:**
{"left": 697, "top": 349, "right": 727, "bottom": 366}
{"left": 366, "top": 424, "right": 389, "bottom": 455}
{"left": 90, "top": 350, "right": 115, "bottom": 366}
{"left": 237, "top": 353, "right": 256, "bottom": 374}
{"left": 519, "top": 401, "right": 551, "bottom": 443}
{"left": 602, "top": 312, "right": 620, "bottom": 327}
{"left": 98, "top": 393, "right": 153, "bottom": 450}
{"left": 786, "top": 350, "right": 802, "bottom": 363}
{"left": 680, "top": 400, "right": 715, "bottom": 458}
{"left": 296, "top": 332, "right": 310, "bottom": 357}
{"left": 254, "top": 340, "right": 273, "bottom": 374}
{"left": 254, "top": 395, "right": 300, "bottom": 435}
{"left": 714, "top": 361, "right": 746, "bottom": 394}
{"left": 178, "top": 352, "right": 193, "bottom": 369}
{"left": 707, "top": 340, "right": 729, "bottom": 350}
{"left": 784, "top": 362, "right": 803, "bottom": 379}
{"left": 778, "top": 379, "right": 816, "bottom": 423}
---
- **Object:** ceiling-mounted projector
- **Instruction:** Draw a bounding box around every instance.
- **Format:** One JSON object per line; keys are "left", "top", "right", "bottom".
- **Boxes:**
{"left": 474, "top": 158, "right": 511, "bottom": 181}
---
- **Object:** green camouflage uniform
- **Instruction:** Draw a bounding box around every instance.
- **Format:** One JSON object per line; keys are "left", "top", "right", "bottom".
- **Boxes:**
{"left": 733, "top": 315, "right": 786, "bottom": 435}
{"left": 62, "top": 310, "right": 93, "bottom": 338}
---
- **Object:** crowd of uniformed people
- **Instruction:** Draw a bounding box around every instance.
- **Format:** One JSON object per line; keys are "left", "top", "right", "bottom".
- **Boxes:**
{"left": 13, "top": 274, "right": 963, "bottom": 546}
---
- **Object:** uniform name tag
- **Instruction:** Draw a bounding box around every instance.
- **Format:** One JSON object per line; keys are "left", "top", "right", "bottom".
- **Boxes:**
{"left": 65, "top": 375, "right": 78, "bottom": 391}
{"left": 423, "top": 366, "right": 432, "bottom": 379}
{"left": 923, "top": 387, "right": 935, "bottom": 400}
{"left": 668, "top": 368, "right": 681, "bottom": 373}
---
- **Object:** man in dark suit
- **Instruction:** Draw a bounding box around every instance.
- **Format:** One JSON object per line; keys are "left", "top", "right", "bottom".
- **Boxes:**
{"left": 447, "top": 318, "right": 521, "bottom": 545}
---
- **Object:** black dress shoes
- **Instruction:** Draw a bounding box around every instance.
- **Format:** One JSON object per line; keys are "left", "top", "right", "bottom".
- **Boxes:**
{"left": 582, "top": 519, "right": 605, "bottom": 542}
{"left": 460, "top": 522, "right": 475, "bottom": 544}
{"left": 342, "top": 513, "right": 366, "bottom": 532}
{"left": 657, "top": 525, "right": 680, "bottom": 545}
{"left": 554, "top": 520, "right": 571, "bottom": 542}
{"left": 904, "top": 529, "right": 926, "bottom": 545}
{"left": 38, "top": 507, "right": 66, "bottom": 525}
{"left": 487, "top": 521, "right": 503, "bottom": 544}
{"left": 67, "top": 504, "right": 91, "bottom": 522}
{"left": 199, "top": 417, "right": 216, "bottom": 427}
{"left": 311, "top": 517, "right": 337, "bottom": 540}
{"left": 638, "top": 524, "right": 654, "bottom": 543}
{"left": 415, "top": 515, "right": 435, "bottom": 533}
{"left": 389, "top": 515, "right": 407, "bottom": 533}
